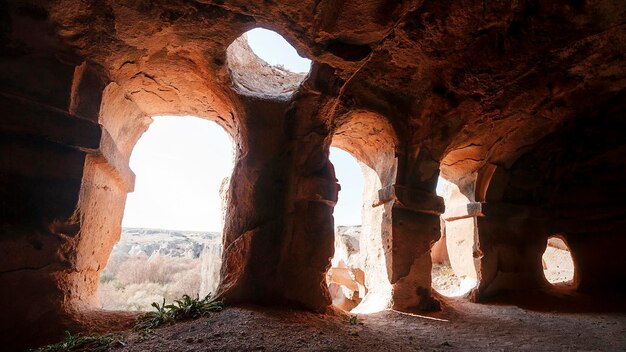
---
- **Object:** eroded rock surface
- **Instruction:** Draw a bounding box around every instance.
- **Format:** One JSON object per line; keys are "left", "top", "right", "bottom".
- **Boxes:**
{"left": 1, "top": 0, "right": 625, "bottom": 350}
{"left": 227, "top": 34, "right": 308, "bottom": 99}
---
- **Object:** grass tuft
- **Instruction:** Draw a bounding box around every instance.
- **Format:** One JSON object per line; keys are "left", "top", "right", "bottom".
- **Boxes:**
{"left": 35, "top": 331, "right": 125, "bottom": 352}
{"left": 135, "top": 293, "right": 223, "bottom": 331}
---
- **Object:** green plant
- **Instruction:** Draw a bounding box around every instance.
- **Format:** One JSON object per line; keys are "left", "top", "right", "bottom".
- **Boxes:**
{"left": 134, "top": 298, "right": 173, "bottom": 331}
{"left": 167, "top": 293, "right": 223, "bottom": 320}
{"left": 36, "top": 331, "right": 124, "bottom": 352}
{"left": 348, "top": 315, "right": 358, "bottom": 325}
{"left": 135, "top": 293, "right": 223, "bottom": 331}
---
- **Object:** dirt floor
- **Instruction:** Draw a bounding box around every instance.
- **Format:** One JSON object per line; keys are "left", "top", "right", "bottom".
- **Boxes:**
{"left": 77, "top": 289, "right": 626, "bottom": 352}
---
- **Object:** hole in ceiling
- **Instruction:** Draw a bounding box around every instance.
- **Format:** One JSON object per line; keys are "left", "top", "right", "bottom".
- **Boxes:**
{"left": 226, "top": 28, "right": 311, "bottom": 99}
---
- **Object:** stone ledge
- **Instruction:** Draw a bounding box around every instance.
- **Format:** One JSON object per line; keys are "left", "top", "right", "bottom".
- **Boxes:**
{"left": 1, "top": 91, "right": 102, "bottom": 149}
{"left": 0, "top": 91, "right": 135, "bottom": 192}
{"left": 91, "top": 129, "right": 136, "bottom": 192}
{"left": 296, "top": 176, "right": 339, "bottom": 206}
{"left": 374, "top": 184, "right": 444, "bottom": 215}
{"left": 443, "top": 202, "right": 531, "bottom": 222}
{"left": 443, "top": 202, "right": 483, "bottom": 221}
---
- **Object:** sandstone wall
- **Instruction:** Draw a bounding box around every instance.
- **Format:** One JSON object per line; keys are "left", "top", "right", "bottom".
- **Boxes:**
{"left": 1, "top": 0, "right": 625, "bottom": 349}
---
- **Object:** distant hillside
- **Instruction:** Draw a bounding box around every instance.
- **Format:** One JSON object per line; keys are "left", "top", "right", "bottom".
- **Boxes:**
{"left": 101, "top": 226, "right": 362, "bottom": 311}
{"left": 113, "top": 227, "right": 221, "bottom": 259}
{"left": 114, "top": 227, "right": 361, "bottom": 259}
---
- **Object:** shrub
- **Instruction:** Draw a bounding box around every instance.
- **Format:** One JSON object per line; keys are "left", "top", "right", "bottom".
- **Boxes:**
{"left": 99, "top": 272, "right": 115, "bottom": 284}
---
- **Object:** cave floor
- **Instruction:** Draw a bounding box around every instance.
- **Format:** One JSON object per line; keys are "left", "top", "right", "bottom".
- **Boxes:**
{"left": 90, "top": 291, "right": 626, "bottom": 351}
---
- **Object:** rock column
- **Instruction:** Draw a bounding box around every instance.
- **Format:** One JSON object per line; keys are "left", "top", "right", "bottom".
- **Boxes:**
{"left": 217, "top": 83, "right": 338, "bottom": 310}
{"left": 0, "top": 58, "right": 134, "bottom": 348}
{"left": 387, "top": 146, "right": 444, "bottom": 311}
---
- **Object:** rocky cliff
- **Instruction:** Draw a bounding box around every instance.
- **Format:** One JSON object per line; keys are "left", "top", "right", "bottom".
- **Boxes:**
{"left": 112, "top": 228, "right": 221, "bottom": 259}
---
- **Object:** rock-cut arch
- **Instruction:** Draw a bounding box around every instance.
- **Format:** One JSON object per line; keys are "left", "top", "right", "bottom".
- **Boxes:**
{"left": 331, "top": 110, "right": 398, "bottom": 313}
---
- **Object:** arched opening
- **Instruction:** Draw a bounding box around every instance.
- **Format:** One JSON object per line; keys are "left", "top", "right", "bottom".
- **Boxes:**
{"left": 99, "top": 116, "right": 234, "bottom": 311}
{"left": 326, "top": 147, "right": 367, "bottom": 311}
{"left": 329, "top": 111, "right": 398, "bottom": 313}
{"left": 226, "top": 27, "right": 311, "bottom": 99}
{"left": 542, "top": 236, "right": 576, "bottom": 287}
{"left": 431, "top": 176, "right": 478, "bottom": 297}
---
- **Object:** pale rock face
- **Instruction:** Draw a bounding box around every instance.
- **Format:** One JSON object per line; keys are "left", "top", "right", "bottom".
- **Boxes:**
{"left": 199, "top": 176, "right": 230, "bottom": 297}
{"left": 226, "top": 35, "right": 308, "bottom": 100}
{"left": 330, "top": 226, "right": 361, "bottom": 268}
{"left": 111, "top": 228, "right": 218, "bottom": 259}
{"left": 542, "top": 237, "right": 575, "bottom": 285}
{"left": 200, "top": 239, "right": 223, "bottom": 297}
{"left": 327, "top": 226, "right": 366, "bottom": 311}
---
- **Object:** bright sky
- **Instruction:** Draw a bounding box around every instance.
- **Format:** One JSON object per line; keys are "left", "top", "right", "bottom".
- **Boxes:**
{"left": 122, "top": 30, "right": 365, "bottom": 231}
{"left": 122, "top": 116, "right": 233, "bottom": 232}
{"left": 122, "top": 118, "right": 365, "bottom": 230}
{"left": 436, "top": 177, "right": 445, "bottom": 196}
{"left": 330, "top": 148, "right": 364, "bottom": 226}
{"left": 246, "top": 28, "right": 311, "bottom": 73}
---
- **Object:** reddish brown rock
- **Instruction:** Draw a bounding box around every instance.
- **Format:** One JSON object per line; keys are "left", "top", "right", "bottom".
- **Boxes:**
{"left": 0, "top": 1, "right": 625, "bottom": 350}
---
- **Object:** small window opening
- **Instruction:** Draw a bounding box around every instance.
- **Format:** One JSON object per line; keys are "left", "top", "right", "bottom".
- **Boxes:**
{"left": 99, "top": 116, "right": 234, "bottom": 311}
{"left": 326, "top": 147, "right": 367, "bottom": 311}
{"left": 226, "top": 28, "right": 311, "bottom": 99}
{"left": 246, "top": 28, "right": 311, "bottom": 73}
{"left": 542, "top": 236, "right": 575, "bottom": 286}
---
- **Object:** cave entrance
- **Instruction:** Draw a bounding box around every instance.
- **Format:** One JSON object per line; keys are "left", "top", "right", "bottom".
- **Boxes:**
{"left": 542, "top": 236, "right": 575, "bottom": 287}
{"left": 98, "top": 116, "right": 234, "bottom": 311}
{"left": 431, "top": 176, "right": 478, "bottom": 297}
{"left": 326, "top": 147, "right": 367, "bottom": 311}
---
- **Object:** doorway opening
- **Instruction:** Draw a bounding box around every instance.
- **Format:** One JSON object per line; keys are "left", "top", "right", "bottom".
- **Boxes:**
{"left": 542, "top": 236, "right": 575, "bottom": 287}
{"left": 328, "top": 112, "right": 397, "bottom": 313}
{"left": 98, "top": 116, "right": 234, "bottom": 311}
{"left": 431, "top": 176, "right": 478, "bottom": 297}
{"left": 326, "top": 147, "right": 367, "bottom": 311}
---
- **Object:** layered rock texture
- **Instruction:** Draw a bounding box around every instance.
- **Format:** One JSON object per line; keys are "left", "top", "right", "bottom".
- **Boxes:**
{"left": 1, "top": 0, "right": 625, "bottom": 350}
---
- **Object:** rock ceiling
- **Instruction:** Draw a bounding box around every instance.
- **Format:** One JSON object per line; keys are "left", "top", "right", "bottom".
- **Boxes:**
{"left": 2, "top": 0, "right": 623, "bottom": 176}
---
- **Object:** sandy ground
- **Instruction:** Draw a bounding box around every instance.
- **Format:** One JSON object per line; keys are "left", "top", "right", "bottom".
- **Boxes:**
{"left": 432, "top": 264, "right": 463, "bottom": 297}
{"left": 91, "top": 290, "right": 626, "bottom": 352}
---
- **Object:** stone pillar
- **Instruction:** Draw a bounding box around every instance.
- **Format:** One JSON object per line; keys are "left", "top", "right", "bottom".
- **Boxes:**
{"left": 217, "top": 97, "right": 293, "bottom": 304}
{"left": 440, "top": 175, "right": 480, "bottom": 294}
{"left": 217, "top": 87, "right": 337, "bottom": 311}
{"left": 471, "top": 202, "right": 548, "bottom": 300}
{"left": 351, "top": 164, "right": 394, "bottom": 313}
{"left": 379, "top": 186, "right": 444, "bottom": 310}
{"left": 277, "top": 91, "right": 338, "bottom": 311}
{"left": 384, "top": 146, "right": 444, "bottom": 311}
{"left": 0, "top": 58, "right": 135, "bottom": 349}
